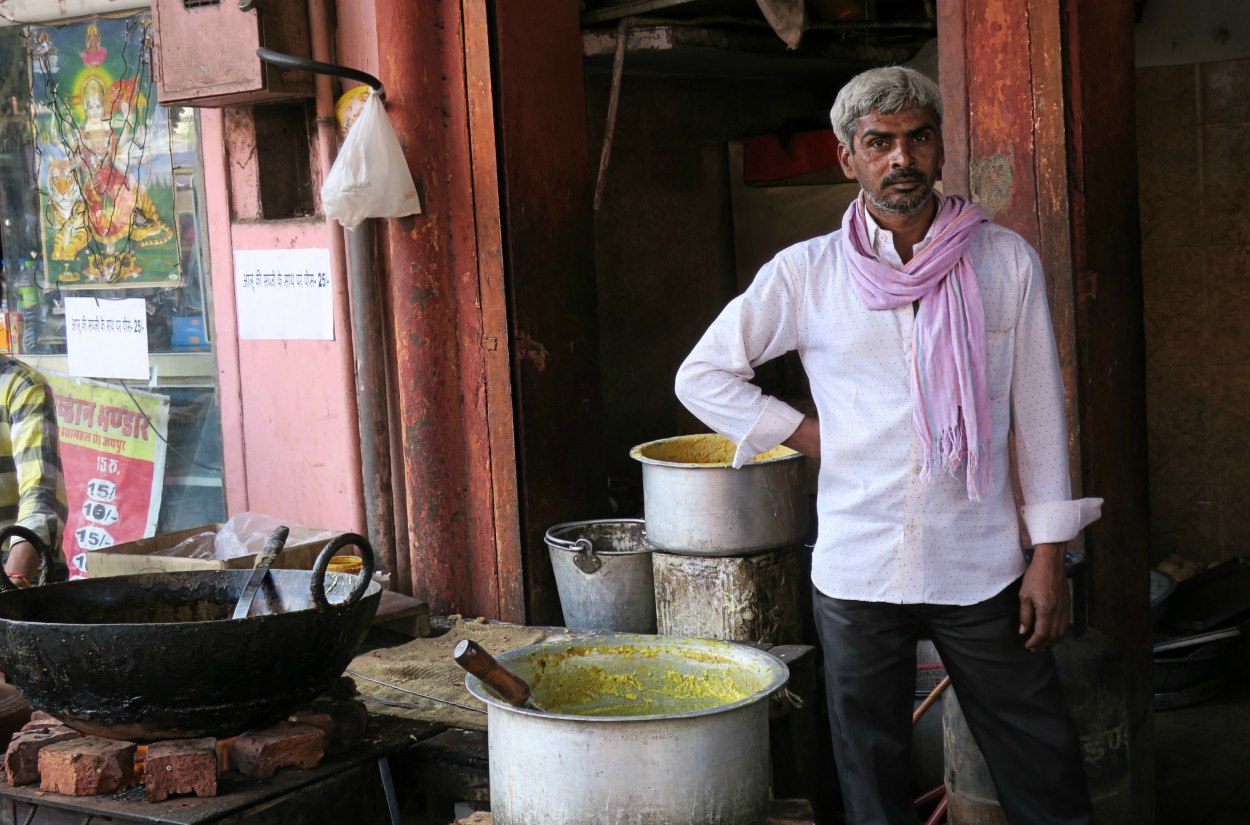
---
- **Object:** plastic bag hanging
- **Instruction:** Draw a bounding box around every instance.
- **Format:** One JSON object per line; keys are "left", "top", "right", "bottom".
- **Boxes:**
{"left": 321, "top": 93, "right": 422, "bottom": 229}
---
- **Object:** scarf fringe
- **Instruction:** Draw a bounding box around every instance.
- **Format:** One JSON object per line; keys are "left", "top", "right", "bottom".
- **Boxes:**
{"left": 920, "top": 426, "right": 992, "bottom": 502}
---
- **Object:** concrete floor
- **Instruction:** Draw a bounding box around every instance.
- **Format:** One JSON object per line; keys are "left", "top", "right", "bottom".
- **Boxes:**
{"left": 1155, "top": 678, "right": 1250, "bottom": 823}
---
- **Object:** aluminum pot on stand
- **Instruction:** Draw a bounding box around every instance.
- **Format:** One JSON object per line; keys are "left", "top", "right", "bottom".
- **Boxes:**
{"left": 630, "top": 434, "right": 807, "bottom": 555}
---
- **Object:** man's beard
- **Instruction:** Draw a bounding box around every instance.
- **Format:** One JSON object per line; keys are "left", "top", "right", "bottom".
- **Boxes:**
{"left": 867, "top": 170, "right": 933, "bottom": 216}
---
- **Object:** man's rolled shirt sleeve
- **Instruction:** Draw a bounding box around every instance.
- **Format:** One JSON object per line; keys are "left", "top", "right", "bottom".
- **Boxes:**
{"left": 675, "top": 251, "right": 806, "bottom": 468}
{"left": 1008, "top": 240, "right": 1102, "bottom": 544}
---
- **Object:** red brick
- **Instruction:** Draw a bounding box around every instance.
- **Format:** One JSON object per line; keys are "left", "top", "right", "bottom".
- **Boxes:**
{"left": 145, "top": 738, "right": 218, "bottom": 802}
{"left": 20, "top": 720, "right": 73, "bottom": 734}
{"left": 4, "top": 726, "right": 81, "bottom": 785}
{"left": 291, "top": 698, "right": 369, "bottom": 755}
{"left": 321, "top": 676, "right": 359, "bottom": 701}
{"left": 24, "top": 710, "right": 59, "bottom": 728}
{"left": 232, "top": 723, "right": 324, "bottom": 779}
{"left": 38, "top": 736, "right": 136, "bottom": 796}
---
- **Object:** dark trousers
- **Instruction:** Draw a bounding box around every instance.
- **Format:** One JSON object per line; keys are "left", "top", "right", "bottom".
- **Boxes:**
{"left": 813, "top": 580, "right": 1091, "bottom": 825}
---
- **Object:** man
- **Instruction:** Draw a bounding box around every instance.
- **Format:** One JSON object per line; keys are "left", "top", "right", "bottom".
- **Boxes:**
{"left": 675, "top": 66, "right": 1102, "bottom": 824}
{"left": 0, "top": 357, "right": 67, "bottom": 586}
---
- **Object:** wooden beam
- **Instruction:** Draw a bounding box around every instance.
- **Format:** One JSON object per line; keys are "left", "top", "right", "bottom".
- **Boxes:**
{"left": 493, "top": 0, "right": 609, "bottom": 624}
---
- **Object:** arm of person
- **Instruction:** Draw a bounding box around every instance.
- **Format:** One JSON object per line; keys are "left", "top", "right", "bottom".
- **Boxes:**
{"left": 1009, "top": 242, "right": 1102, "bottom": 652}
{"left": 782, "top": 414, "right": 821, "bottom": 460}
{"left": 3, "top": 375, "right": 67, "bottom": 584}
{"left": 675, "top": 251, "right": 809, "bottom": 466}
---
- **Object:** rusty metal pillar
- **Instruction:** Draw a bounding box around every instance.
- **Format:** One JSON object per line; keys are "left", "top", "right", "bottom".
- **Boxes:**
{"left": 372, "top": 0, "right": 523, "bottom": 619}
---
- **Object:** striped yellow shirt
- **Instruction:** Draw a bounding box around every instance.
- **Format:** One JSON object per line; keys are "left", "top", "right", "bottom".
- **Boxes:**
{"left": 0, "top": 358, "right": 68, "bottom": 553}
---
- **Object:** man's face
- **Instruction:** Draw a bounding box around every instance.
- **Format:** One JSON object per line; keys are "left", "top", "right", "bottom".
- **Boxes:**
{"left": 837, "top": 107, "right": 943, "bottom": 217}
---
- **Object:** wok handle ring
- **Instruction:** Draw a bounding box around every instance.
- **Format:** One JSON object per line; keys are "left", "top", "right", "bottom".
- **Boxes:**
{"left": 310, "top": 532, "right": 376, "bottom": 611}
{"left": 0, "top": 525, "right": 54, "bottom": 591}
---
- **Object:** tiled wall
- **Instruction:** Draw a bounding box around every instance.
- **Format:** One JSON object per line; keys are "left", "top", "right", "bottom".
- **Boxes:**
{"left": 1138, "top": 57, "right": 1250, "bottom": 563}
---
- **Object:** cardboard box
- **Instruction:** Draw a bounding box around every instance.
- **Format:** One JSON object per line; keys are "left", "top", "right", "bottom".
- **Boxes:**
{"left": 171, "top": 316, "right": 209, "bottom": 352}
{"left": 86, "top": 523, "right": 338, "bottom": 578}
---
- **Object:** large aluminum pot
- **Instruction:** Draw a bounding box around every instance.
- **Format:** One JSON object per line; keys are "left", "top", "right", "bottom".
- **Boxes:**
{"left": 545, "top": 519, "right": 656, "bottom": 633}
{"left": 631, "top": 434, "right": 807, "bottom": 554}
{"left": 465, "top": 633, "right": 789, "bottom": 825}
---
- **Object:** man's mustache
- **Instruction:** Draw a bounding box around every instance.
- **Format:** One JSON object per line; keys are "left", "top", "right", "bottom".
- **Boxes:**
{"left": 881, "top": 170, "right": 928, "bottom": 187}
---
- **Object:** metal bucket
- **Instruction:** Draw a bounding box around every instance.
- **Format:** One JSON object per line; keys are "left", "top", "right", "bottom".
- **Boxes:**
{"left": 631, "top": 434, "right": 807, "bottom": 555}
{"left": 465, "top": 633, "right": 789, "bottom": 825}
{"left": 545, "top": 519, "right": 656, "bottom": 633}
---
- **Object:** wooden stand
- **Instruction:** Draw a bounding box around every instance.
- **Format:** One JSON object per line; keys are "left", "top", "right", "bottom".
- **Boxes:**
{"left": 652, "top": 547, "right": 801, "bottom": 644}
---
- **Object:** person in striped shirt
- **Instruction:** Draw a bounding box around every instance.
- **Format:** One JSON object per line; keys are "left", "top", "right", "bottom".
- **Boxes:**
{"left": 0, "top": 358, "right": 67, "bottom": 585}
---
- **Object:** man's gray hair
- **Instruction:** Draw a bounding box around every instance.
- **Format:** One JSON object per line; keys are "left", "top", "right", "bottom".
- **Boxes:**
{"left": 829, "top": 66, "right": 943, "bottom": 149}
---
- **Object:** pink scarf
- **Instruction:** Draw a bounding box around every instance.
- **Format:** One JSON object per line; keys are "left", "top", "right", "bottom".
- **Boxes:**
{"left": 841, "top": 194, "right": 993, "bottom": 500}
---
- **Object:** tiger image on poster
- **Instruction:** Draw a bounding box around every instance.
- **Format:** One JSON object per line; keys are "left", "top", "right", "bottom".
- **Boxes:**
{"left": 45, "top": 157, "right": 90, "bottom": 261}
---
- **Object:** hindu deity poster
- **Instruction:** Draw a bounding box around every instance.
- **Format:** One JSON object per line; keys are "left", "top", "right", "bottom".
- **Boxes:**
{"left": 29, "top": 13, "right": 181, "bottom": 289}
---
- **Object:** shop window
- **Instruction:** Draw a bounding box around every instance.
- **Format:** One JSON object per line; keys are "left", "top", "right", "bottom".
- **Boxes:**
{"left": 0, "top": 14, "right": 225, "bottom": 571}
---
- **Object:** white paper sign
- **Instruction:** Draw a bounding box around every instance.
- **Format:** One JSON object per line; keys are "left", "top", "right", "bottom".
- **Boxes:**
{"left": 234, "top": 248, "right": 335, "bottom": 341}
{"left": 64, "top": 297, "right": 150, "bottom": 380}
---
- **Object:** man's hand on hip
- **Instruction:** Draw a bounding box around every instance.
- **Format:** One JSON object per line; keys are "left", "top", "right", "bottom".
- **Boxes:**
{"left": 1019, "top": 543, "right": 1069, "bottom": 653}
{"left": 783, "top": 416, "right": 821, "bottom": 460}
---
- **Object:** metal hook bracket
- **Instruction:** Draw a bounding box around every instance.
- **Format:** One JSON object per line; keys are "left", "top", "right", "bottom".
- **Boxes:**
{"left": 572, "top": 538, "right": 602, "bottom": 574}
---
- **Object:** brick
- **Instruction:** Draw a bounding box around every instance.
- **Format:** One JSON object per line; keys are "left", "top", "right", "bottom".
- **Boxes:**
{"left": 145, "top": 738, "right": 218, "bottom": 802}
{"left": 4, "top": 726, "right": 81, "bottom": 785}
{"left": 21, "top": 719, "right": 74, "bottom": 735}
{"left": 38, "top": 736, "right": 136, "bottom": 796}
{"left": 321, "top": 676, "right": 359, "bottom": 701}
{"left": 291, "top": 698, "right": 368, "bottom": 755}
{"left": 24, "top": 710, "right": 59, "bottom": 728}
{"left": 232, "top": 723, "right": 324, "bottom": 779}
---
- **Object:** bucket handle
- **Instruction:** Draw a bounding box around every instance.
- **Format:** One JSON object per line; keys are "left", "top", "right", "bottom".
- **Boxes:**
{"left": 572, "top": 538, "right": 603, "bottom": 575}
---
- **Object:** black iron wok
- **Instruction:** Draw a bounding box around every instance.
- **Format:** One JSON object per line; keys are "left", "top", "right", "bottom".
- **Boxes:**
{"left": 0, "top": 528, "right": 379, "bottom": 741}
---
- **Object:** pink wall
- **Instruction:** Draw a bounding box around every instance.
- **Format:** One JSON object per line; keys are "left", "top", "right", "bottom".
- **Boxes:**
{"left": 199, "top": 109, "right": 365, "bottom": 535}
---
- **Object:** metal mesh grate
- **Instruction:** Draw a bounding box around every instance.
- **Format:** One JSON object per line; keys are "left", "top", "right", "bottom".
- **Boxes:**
{"left": 182, "top": 0, "right": 221, "bottom": 8}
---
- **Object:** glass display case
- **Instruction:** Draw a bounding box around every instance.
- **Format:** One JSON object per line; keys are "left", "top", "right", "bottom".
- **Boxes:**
{"left": 0, "top": 18, "right": 224, "bottom": 541}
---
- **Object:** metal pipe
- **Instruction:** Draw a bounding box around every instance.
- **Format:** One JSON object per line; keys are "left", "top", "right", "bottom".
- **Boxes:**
{"left": 593, "top": 18, "right": 631, "bottom": 211}
{"left": 304, "top": 0, "right": 367, "bottom": 538}
{"left": 256, "top": 47, "right": 385, "bottom": 97}
{"left": 349, "top": 670, "right": 486, "bottom": 714}
{"left": 377, "top": 756, "right": 401, "bottom": 825}
{"left": 912, "top": 675, "right": 950, "bottom": 726}
{"left": 347, "top": 223, "right": 398, "bottom": 588}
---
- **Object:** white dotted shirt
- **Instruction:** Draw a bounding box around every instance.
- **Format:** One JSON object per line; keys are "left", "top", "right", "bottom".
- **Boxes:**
{"left": 675, "top": 207, "right": 1102, "bottom": 605}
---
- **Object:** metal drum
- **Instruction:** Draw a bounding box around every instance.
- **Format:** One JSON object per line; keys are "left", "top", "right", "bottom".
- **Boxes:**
{"left": 943, "top": 628, "right": 1132, "bottom": 824}
{"left": 545, "top": 519, "right": 656, "bottom": 633}
{"left": 630, "top": 434, "right": 807, "bottom": 555}
{"left": 466, "top": 633, "right": 789, "bottom": 825}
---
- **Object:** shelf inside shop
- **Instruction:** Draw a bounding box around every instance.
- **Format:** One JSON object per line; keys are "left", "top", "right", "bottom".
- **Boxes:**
{"left": 581, "top": 0, "right": 764, "bottom": 25}
{"left": 16, "top": 352, "right": 217, "bottom": 388}
{"left": 582, "top": 20, "right": 927, "bottom": 78}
